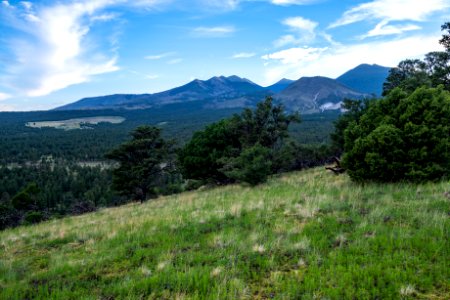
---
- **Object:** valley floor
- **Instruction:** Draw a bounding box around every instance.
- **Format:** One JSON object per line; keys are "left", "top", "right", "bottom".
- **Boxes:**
{"left": 0, "top": 168, "right": 449, "bottom": 299}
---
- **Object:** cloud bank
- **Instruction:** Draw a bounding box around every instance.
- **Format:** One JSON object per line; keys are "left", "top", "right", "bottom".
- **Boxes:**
{"left": 0, "top": 0, "right": 172, "bottom": 98}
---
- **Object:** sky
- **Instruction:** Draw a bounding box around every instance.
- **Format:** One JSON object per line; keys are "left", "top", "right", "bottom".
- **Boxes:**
{"left": 0, "top": 0, "right": 449, "bottom": 111}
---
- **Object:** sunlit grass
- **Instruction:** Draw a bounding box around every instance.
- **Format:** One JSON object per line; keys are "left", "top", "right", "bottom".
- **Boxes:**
{"left": 1, "top": 168, "right": 449, "bottom": 299}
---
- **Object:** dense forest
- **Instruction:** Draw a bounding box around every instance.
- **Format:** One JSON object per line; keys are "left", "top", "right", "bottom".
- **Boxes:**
{"left": 0, "top": 103, "right": 339, "bottom": 164}
{"left": 0, "top": 100, "right": 339, "bottom": 229}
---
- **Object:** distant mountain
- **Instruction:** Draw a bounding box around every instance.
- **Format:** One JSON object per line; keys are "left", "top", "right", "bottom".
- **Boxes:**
{"left": 336, "top": 64, "right": 391, "bottom": 97}
{"left": 265, "top": 78, "right": 295, "bottom": 93}
{"left": 276, "top": 76, "right": 367, "bottom": 113}
{"left": 56, "top": 67, "right": 381, "bottom": 114}
{"left": 55, "top": 76, "right": 268, "bottom": 111}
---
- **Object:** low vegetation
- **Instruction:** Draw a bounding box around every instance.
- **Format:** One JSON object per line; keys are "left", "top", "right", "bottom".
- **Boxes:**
{"left": 1, "top": 168, "right": 448, "bottom": 299}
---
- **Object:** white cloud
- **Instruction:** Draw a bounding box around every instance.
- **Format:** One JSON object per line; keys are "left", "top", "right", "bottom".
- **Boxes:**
{"left": 195, "top": 0, "right": 318, "bottom": 10}
{"left": 261, "top": 34, "right": 443, "bottom": 85}
{"left": 362, "top": 21, "right": 421, "bottom": 38}
{"left": 330, "top": 0, "right": 450, "bottom": 28}
{"left": 262, "top": 47, "right": 326, "bottom": 65}
{"left": 284, "top": 16, "right": 317, "bottom": 33}
{"left": 273, "top": 16, "right": 319, "bottom": 48}
{"left": 144, "top": 52, "right": 176, "bottom": 60}
{"left": 20, "top": 1, "right": 32, "bottom": 10}
{"left": 273, "top": 35, "right": 297, "bottom": 48}
{"left": 0, "top": 92, "right": 12, "bottom": 101}
{"left": 232, "top": 52, "right": 256, "bottom": 59}
{"left": 191, "top": 26, "right": 235, "bottom": 37}
{"left": 329, "top": 0, "right": 450, "bottom": 39}
{"left": 321, "top": 32, "right": 340, "bottom": 46}
{"left": 320, "top": 102, "right": 342, "bottom": 110}
{"left": 91, "top": 12, "right": 119, "bottom": 22}
{"left": 1, "top": 0, "right": 172, "bottom": 98}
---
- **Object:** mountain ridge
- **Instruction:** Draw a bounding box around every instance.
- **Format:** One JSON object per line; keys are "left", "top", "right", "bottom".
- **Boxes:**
{"left": 56, "top": 64, "right": 387, "bottom": 113}
{"left": 55, "top": 75, "right": 266, "bottom": 111}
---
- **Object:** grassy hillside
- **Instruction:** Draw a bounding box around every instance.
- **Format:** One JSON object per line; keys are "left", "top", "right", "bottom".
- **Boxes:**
{"left": 1, "top": 168, "right": 449, "bottom": 299}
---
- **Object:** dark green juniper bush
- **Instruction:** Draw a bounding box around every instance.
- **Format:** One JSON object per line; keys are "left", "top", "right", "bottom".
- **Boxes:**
{"left": 333, "top": 23, "right": 450, "bottom": 182}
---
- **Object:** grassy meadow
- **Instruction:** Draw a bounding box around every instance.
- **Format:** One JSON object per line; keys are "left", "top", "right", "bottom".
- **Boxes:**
{"left": 0, "top": 168, "right": 449, "bottom": 299}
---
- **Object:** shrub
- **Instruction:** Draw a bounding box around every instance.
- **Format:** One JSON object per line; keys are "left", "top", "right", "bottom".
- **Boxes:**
{"left": 23, "top": 211, "right": 45, "bottom": 225}
{"left": 342, "top": 86, "right": 450, "bottom": 182}
{"left": 221, "top": 144, "right": 272, "bottom": 186}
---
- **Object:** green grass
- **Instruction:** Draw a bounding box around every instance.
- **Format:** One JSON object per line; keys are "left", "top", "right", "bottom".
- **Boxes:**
{"left": 1, "top": 168, "right": 449, "bottom": 299}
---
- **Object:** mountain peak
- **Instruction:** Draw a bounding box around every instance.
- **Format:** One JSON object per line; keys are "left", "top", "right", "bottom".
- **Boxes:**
{"left": 276, "top": 76, "right": 366, "bottom": 113}
{"left": 265, "top": 78, "right": 295, "bottom": 93}
{"left": 336, "top": 64, "right": 390, "bottom": 96}
{"left": 226, "top": 75, "right": 242, "bottom": 81}
{"left": 276, "top": 78, "right": 294, "bottom": 84}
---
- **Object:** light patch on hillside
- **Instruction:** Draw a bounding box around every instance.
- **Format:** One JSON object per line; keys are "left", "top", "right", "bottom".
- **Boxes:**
{"left": 25, "top": 116, "right": 125, "bottom": 130}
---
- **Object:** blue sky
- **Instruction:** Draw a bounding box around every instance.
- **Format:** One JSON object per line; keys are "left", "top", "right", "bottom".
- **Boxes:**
{"left": 0, "top": 0, "right": 449, "bottom": 111}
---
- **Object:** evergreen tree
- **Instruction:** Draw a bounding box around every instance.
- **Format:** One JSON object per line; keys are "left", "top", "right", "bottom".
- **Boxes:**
{"left": 383, "top": 23, "right": 450, "bottom": 95}
{"left": 439, "top": 22, "right": 450, "bottom": 51}
{"left": 106, "top": 126, "right": 175, "bottom": 202}
{"left": 178, "top": 119, "right": 240, "bottom": 183}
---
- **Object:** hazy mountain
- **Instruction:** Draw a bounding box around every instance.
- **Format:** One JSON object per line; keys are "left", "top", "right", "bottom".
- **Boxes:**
{"left": 276, "top": 76, "right": 367, "bottom": 113}
{"left": 336, "top": 64, "right": 391, "bottom": 97}
{"left": 55, "top": 76, "right": 267, "bottom": 110}
{"left": 265, "top": 78, "right": 295, "bottom": 93}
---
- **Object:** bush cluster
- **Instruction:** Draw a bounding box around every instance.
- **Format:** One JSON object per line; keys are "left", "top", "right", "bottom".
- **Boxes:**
{"left": 337, "top": 23, "right": 450, "bottom": 182}
{"left": 342, "top": 87, "right": 450, "bottom": 182}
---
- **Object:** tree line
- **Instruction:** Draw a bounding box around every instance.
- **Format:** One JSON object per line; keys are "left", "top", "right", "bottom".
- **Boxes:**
{"left": 0, "top": 160, "right": 122, "bottom": 229}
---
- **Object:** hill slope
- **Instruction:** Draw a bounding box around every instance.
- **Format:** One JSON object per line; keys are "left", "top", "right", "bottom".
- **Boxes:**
{"left": 276, "top": 76, "right": 367, "bottom": 113}
{"left": 1, "top": 168, "right": 448, "bottom": 299}
{"left": 336, "top": 64, "right": 391, "bottom": 97}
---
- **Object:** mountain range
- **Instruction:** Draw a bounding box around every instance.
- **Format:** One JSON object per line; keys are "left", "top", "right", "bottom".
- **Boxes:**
{"left": 56, "top": 64, "right": 391, "bottom": 114}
